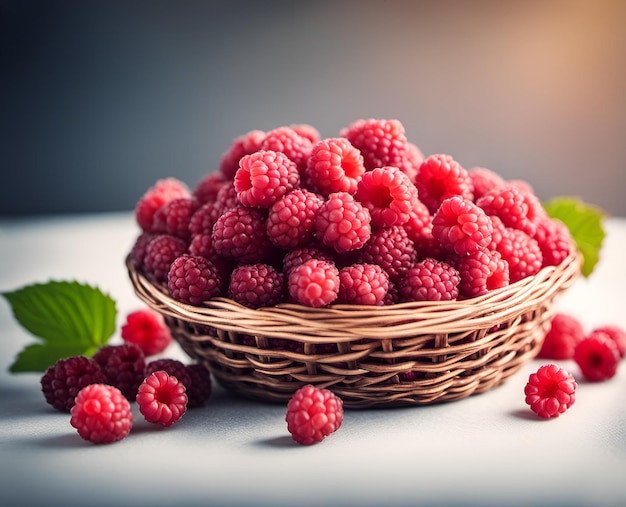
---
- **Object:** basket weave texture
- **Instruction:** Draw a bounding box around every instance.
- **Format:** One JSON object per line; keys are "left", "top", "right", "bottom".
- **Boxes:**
{"left": 127, "top": 248, "right": 581, "bottom": 408}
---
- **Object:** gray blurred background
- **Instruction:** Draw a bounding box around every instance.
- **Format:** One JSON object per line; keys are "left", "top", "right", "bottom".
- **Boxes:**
{"left": 2, "top": 0, "right": 625, "bottom": 217}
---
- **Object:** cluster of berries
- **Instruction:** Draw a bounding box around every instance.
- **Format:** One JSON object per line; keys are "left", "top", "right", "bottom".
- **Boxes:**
{"left": 130, "top": 118, "right": 572, "bottom": 308}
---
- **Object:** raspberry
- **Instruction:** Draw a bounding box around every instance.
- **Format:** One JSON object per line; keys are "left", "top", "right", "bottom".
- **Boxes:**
{"left": 213, "top": 180, "right": 240, "bottom": 217}
{"left": 337, "top": 263, "right": 389, "bottom": 305}
{"left": 266, "top": 189, "right": 324, "bottom": 249}
{"left": 136, "top": 370, "right": 188, "bottom": 427}
{"left": 356, "top": 225, "right": 417, "bottom": 283}
{"left": 135, "top": 177, "right": 191, "bottom": 233}
{"left": 431, "top": 196, "right": 493, "bottom": 256}
{"left": 70, "top": 384, "right": 133, "bottom": 444}
{"left": 289, "top": 123, "right": 320, "bottom": 143}
{"left": 593, "top": 325, "right": 626, "bottom": 358}
{"left": 130, "top": 232, "right": 156, "bottom": 269}
{"left": 476, "top": 186, "right": 541, "bottom": 237}
{"left": 185, "top": 363, "right": 212, "bottom": 408}
{"left": 93, "top": 343, "right": 146, "bottom": 401}
{"left": 397, "top": 141, "right": 424, "bottom": 184}
{"left": 383, "top": 279, "right": 399, "bottom": 305}
{"left": 227, "top": 263, "right": 284, "bottom": 308}
{"left": 537, "top": 313, "right": 585, "bottom": 360}
{"left": 574, "top": 331, "right": 620, "bottom": 382}
{"left": 355, "top": 166, "right": 419, "bottom": 229}
{"left": 524, "top": 364, "right": 577, "bottom": 419}
{"left": 397, "top": 258, "right": 461, "bottom": 302}
{"left": 41, "top": 356, "right": 107, "bottom": 412}
{"left": 414, "top": 154, "right": 473, "bottom": 214}
{"left": 212, "top": 206, "right": 274, "bottom": 264}
{"left": 192, "top": 172, "right": 227, "bottom": 204}
{"left": 285, "top": 384, "right": 343, "bottom": 445}
{"left": 143, "top": 234, "right": 188, "bottom": 284}
{"left": 218, "top": 129, "right": 266, "bottom": 180}
{"left": 315, "top": 192, "right": 371, "bottom": 253}
{"left": 494, "top": 227, "right": 543, "bottom": 283}
{"left": 288, "top": 258, "right": 340, "bottom": 308}
{"left": 533, "top": 217, "right": 572, "bottom": 267}
{"left": 452, "top": 248, "right": 509, "bottom": 298}
{"left": 189, "top": 201, "right": 219, "bottom": 237}
{"left": 144, "top": 358, "right": 192, "bottom": 391}
{"left": 121, "top": 308, "right": 173, "bottom": 356}
{"left": 168, "top": 254, "right": 223, "bottom": 305}
{"left": 468, "top": 167, "right": 505, "bottom": 200}
{"left": 340, "top": 118, "right": 408, "bottom": 171}
{"left": 282, "top": 245, "right": 335, "bottom": 278}
{"left": 151, "top": 197, "right": 199, "bottom": 241}
{"left": 304, "top": 137, "right": 365, "bottom": 196}
{"left": 234, "top": 150, "right": 300, "bottom": 208}
{"left": 261, "top": 126, "right": 313, "bottom": 173}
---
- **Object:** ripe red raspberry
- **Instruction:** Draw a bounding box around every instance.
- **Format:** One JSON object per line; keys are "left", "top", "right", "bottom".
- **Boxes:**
{"left": 41, "top": 356, "right": 107, "bottom": 412}
{"left": 340, "top": 118, "right": 408, "bottom": 171}
{"left": 593, "top": 325, "right": 626, "bottom": 358}
{"left": 228, "top": 263, "right": 284, "bottom": 308}
{"left": 192, "top": 172, "right": 227, "bottom": 204}
{"left": 537, "top": 313, "right": 585, "bottom": 360}
{"left": 432, "top": 196, "right": 493, "bottom": 256}
{"left": 135, "top": 177, "right": 191, "bottom": 233}
{"left": 356, "top": 225, "right": 417, "bottom": 283}
{"left": 282, "top": 245, "right": 335, "bottom": 278}
{"left": 414, "top": 154, "right": 473, "bottom": 214}
{"left": 355, "top": 166, "right": 419, "bottom": 229}
{"left": 476, "top": 186, "right": 541, "bottom": 237}
{"left": 315, "top": 192, "right": 372, "bottom": 253}
{"left": 167, "top": 254, "right": 223, "bottom": 305}
{"left": 261, "top": 126, "right": 313, "bottom": 173}
{"left": 136, "top": 370, "right": 188, "bottom": 427}
{"left": 574, "top": 331, "right": 620, "bottom": 382}
{"left": 151, "top": 197, "right": 199, "bottom": 241}
{"left": 144, "top": 358, "right": 192, "bottom": 390}
{"left": 398, "top": 258, "right": 461, "bottom": 302}
{"left": 218, "top": 129, "right": 267, "bottom": 180}
{"left": 121, "top": 308, "right": 172, "bottom": 356}
{"left": 213, "top": 180, "right": 240, "bottom": 217}
{"left": 452, "top": 248, "right": 510, "bottom": 298}
{"left": 288, "top": 258, "right": 340, "bottom": 307}
{"left": 234, "top": 150, "right": 300, "bottom": 208}
{"left": 468, "top": 167, "right": 505, "bottom": 200}
{"left": 494, "top": 227, "right": 543, "bottom": 283}
{"left": 524, "top": 364, "right": 577, "bottom": 419}
{"left": 70, "top": 384, "right": 133, "bottom": 444}
{"left": 337, "top": 263, "right": 389, "bottom": 305}
{"left": 533, "top": 217, "right": 572, "bottom": 268}
{"left": 396, "top": 141, "right": 424, "bottom": 184}
{"left": 185, "top": 363, "right": 212, "bottom": 408}
{"left": 266, "top": 189, "right": 324, "bottom": 249}
{"left": 304, "top": 137, "right": 365, "bottom": 196}
{"left": 289, "top": 123, "right": 321, "bottom": 143}
{"left": 285, "top": 384, "right": 343, "bottom": 445}
{"left": 143, "top": 234, "right": 188, "bottom": 284}
{"left": 189, "top": 201, "right": 219, "bottom": 237}
{"left": 212, "top": 206, "right": 274, "bottom": 263}
{"left": 92, "top": 343, "right": 146, "bottom": 401}
{"left": 130, "top": 232, "right": 156, "bottom": 270}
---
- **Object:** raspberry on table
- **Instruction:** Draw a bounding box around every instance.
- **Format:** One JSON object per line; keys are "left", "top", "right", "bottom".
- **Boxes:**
{"left": 494, "top": 227, "right": 543, "bottom": 283}
{"left": 451, "top": 248, "right": 510, "bottom": 298}
{"left": 476, "top": 186, "right": 541, "bottom": 237}
{"left": 266, "top": 189, "right": 324, "bottom": 249}
{"left": 135, "top": 177, "right": 191, "bottom": 233}
{"left": 524, "top": 363, "right": 577, "bottom": 419}
{"left": 355, "top": 225, "right": 416, "bottom": 283}
{"left": 218, "top": 129, "right": 267, "bottom": 180}
{"left": 136, "top": 370, "right": 188, "bottom": 427}
{"left": 228, "top": 263, "right": 284, "bottom": 308}
{"left": 304, "top": 137, "right": 365, "bottom": 196}
{"left": 93, "top": 343, "right": 146, "bottom": 401}
{"left": 282, "top": 245, "right": 336, "bottom": 278}
{"left": 537, "top": 313, "right": 585, "bottom": 360}
{"left": 151, "top": 197, "right": 199, "bottom": 241}
{"left": 398, "top": 258, "right": 461, "bottom": 302}
{"left": 315, "top": 192, "right": 372, "bottom": 253}
{"left": 167, "top": 254, "right": 223, "bottom": 305}
{"left": 285, "top": 384, "right": 343, "bottom": 445}
{"left": 288, "top": 258, "right": 340, "bottom": 307}
{"left": 592, "top": 325, "right": 626, "bottom": 358}
{"left": 41, "top": 355, "right": 107, "bottom": 412}
{"left": 144, "top": 358, "right": 192, "bottom": 390}
{"left": 143, "top": 234, "right": 188, "bottom": 284}
{"left": 261, "top": 126, "right": 314, "bottom": 173}
{"left": 574, "top": 331, "right": 621, "bottom": 382}
{"left": 185, "top": 363, "right": 212, "bottom": 408}
{"left": 70, "top": 384, "right": 133, "bottom": 444}
{"left": 337, "top": 263, "right": 389, "bottom": 305}
{"left": 533, "top": 217, "right": 572, "bottom": 268}
{"left": 192, "top": 172, "right": 227, "bottom": 205}
{"left": 468, "top": 167, "right": 505, "bottom": 200}
{"left": 121, "top": 308, "right": 172, "bottom": 356}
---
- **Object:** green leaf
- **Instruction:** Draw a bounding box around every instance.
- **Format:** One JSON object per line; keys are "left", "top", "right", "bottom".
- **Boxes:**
{"left": 2, "top": 281, "right": 117, "bottom": 373}
{"left": 543, "top": 197, "right": 607, "bottom": 277}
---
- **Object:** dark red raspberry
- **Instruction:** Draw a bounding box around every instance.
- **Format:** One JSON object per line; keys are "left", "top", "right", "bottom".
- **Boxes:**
{"left": 130, "top": 232, "right": 156, "bottom": 270}
{"left": 356, "top": 225, "right": 417, "bottom": 283}
{"left": 396, "top": 141, "right": 424, "bottom": 184}
{"left": 168, "top": 254, "right": 223, "bottom": 305}
{"left": 289, "top": 123, "right": 321, "bottom": 143}
{"left": 452, "top": 248, "right": 509, "bottom": 298}
{"left": 432, "top": 196, "right": 493, "bottom": 256}
{"left": 70, "top": 384, "right": 133, "bottom": 444}
{"left": 468, "top": 167, "right": 505, "bottom": 200}
{"left": 151, "top": 197, "right": 199, "bottom": 241}
{"left": 266, "top": 189, "right": 324, "bottom": 249}
{"left": 476, "top": 186, "right": 541, "bottom": 237}
{"left": 574, "top": 331, "right": 620, "bottom": 382}
{"left": 337, "top": 263, "right": 389, "bottom": 306}
{"left": 143, "top": 234, "right": 188, "bottom": 284}
{"left": 41, "top": 355, "right": 107, "bottom": 412}
{"left": 261, "top": 126, "right": 313, "bottom": 173}
{"left": 398, "top": 258, "right": 461, "bottom": 302}
{"left": 340, "top": 118, "right": 408, "bottom": 171}
{"left": 282, "top": 245, "right": 335, "bottom": 278}
{"left": 537, "top": 313, "right": 585, "bottom": 360}
{"left": 121, "top": 308, "right": 173, "bottom": 356}
{"left": 135, "top": 177, "right": 191, "bottom": 233}
{"left": 93, "top": 343, "right": 146, "bottom": 401}
{"left": 185, "top": 363, "right": 212, "bottom": 408}
{"left": 285, "top": 384, "right": 343, "bottom": 445}
{"left": 192, "top": 172, "right": 227, "bottom": 204}
{"left": 533, "top": 217, "right": 572, "bottom": 268}
{"left": 144, "top": 358, "right": 192, "bottom": 390}
{"left": 234, "top": 150, "right": 300, "bottom": 208}
{"left": 228, "top": 263, "right": 284, "bottom": 308}
{"left": 136, "top": 370, "right": 188, "bottom": 427}
{"left": 355, "top": 166, "right": 419, "bottom": 229}
{"left": 288, "top": 258, "right": 340, "bottom": 307}
{"left": 212, "top": 206, "right": 274, "bottom": 264}
{"left": 524, "top": 363, "right": 577, "bottom": 419}
{"left": 494, "top": 227, "right": 543, "bottom": 283}
{"left": 188, "top": 233, "right": 214, "bottom": 259}
{"left": 315, "top": 192, "right": 371, "bottom": 253}
{"left": 213, "top": 180, "right": 240, "bottom": 217}
{"left": 383, "top": 279, "right": 399, "bottom": 305}
{"left": 189, "top": 201, "right": 219, "bottom": 237}
{"left": 305, "top": 137, "right": 365, "bottom": 196}
{"left": 414, "top": 154, "right": 473, "bottom": 214}
{"left": 218, "top": 129, "right": 267, "bottom": 180}
{"left": 593, "top": 325, "right": 626, "bottom": 358}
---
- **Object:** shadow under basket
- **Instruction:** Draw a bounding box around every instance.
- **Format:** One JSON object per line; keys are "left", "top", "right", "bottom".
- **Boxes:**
{"left": 127, "top": 249, "right": 581, "bottom": 409}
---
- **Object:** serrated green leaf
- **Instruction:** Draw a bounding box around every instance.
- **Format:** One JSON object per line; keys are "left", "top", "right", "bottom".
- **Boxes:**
{"left": 543, "top": 197, "right": 607, "bottom": 277}
{"left": 2, "top": 281, "right": 117, "bottom": 373}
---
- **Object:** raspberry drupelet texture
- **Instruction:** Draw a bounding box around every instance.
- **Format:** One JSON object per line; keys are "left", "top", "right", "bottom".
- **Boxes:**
{"left": 537, "top": 313, "right": 585, "bottom": 360}
{"left": 452, "top": 248, "right": 509, "bottom": 298}
{"left": 130, "top": 232, "right": 156, "bottom": 270}
{"left": 143, "top": 234, "right": 188, "bottom": 284}
{"left": 168, "top": 254, "right": 223, "bottom": 305}
{"left": 285, "top": 384, "right": 343, "bottom": 445}
{"left": 70, "top": 384, "right": 133, "bottom": 444}
{"left": 289, "top": 123, "right": 321, "bottom": 143}
{"left": 261, "top": 126, "right": 314, "bottom": 173}
{"left": 398, "top": 258, "right": 461, "bottom": 302}
{"left": 524, "top": 364, "right": 577, "bottom": 419}
{"left": 355, "top": 166, "right": 419, "bottom": 229}
{"left": 340, "top": 118, "right": 408, "bottom": 171}
{"left": 397, "top": 141, "right": 424, "bottom": 184}
{"left": 414, "top": 154, "right": 474, "bottom": 214}
{"left": 266, "top": 189, "right": 324, "bottom": 249}
{"left": 189, "top": 201, "right": 220, "bottom": 237}
{"left": 288, "top": 258, "right": 340, "bottom": 307}
{"left": 136, "top": 371, "right": 188, "bottom": 427}
{"left": 337, "top": 263, "right": 389, "bottom": 305}
{"left": 145, "top": 358, "right": 192, "bottom": 392}
{"left": 218, "top": 129, "right": 267, "bottom": 180}
{"left": 135, "top": 177, "right": 191, "bottom": 233}
{"left": 234, "top": 150, "right": 300, "bottom": 208}
{"left": 431, "top": 196, "right": 493, "bottom": 256}
{"left": 152, "top": 197, "right": 199, "bottom": 241}
{"left": 356, "top": 225, "right": 417, "bottom": 283}
{"left": 315, "top": 192, "right": 372, "bottom": 253}
{"left": 468, "top": 167, "right": 505, "bottom": 200}
{"left": 192, "top": 172, "right": 226, "bottom": 205}
{"left": 41, "top": 356, "right": 107, "bottom": 412}
{"left": 494, "top": 227, "right": 543, "bottom": 283}
{"left": 93, "top": 343, "right": 146, "bottom": 401}
{"left": 305, "top": 137, "right": 365, "bottom": 196}
{"left": 574, "top": 331, "right": 620, "bottom": 382}
{"left": 593, "top": 325, "right": 626, "bottom": 358}
{"left": 121, "top": 308, "right": 172, "bottom": 356}
{"left": 228, "top": 263, "right": 284, "bottom": 308}
{"left": 212, "top": 206, "right": 274, "bottom": 264}
{"left": 533, "top": 217, "right": 572, "bottom": 268}
{"left": 476, "top": 186, "right": 541, "bottom": 237}
{"left": 185, "top": 363, "right": 212, "bottom": 408}
{"left": 282, "top": 245, "right": 335, "bottom": 278}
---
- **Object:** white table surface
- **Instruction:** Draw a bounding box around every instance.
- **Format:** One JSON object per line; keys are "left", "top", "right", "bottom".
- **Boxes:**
{"left": 1, "top": 212, "right": 625, "bottom": 507}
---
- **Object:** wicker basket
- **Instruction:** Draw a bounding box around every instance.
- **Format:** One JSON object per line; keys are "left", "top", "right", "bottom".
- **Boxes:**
{"left": 127, "top": 248, "right": 581, "bottom": 408}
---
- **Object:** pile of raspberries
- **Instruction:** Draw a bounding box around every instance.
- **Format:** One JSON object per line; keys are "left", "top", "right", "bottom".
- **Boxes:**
{"left": 131, "top": 118, "right": 572, "bottom": 308}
